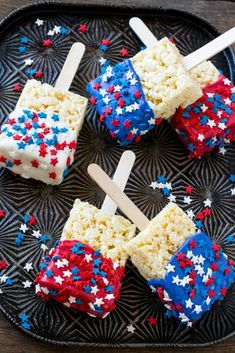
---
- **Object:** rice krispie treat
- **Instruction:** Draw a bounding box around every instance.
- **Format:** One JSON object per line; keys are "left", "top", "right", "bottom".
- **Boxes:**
{"left": 87, "top": 38, "right": 202, "bottom": 145}
{"left": 35, "top": 199, "right": 136, "bottom": 318}
{"left": 127, "top": 202, "right": 196, "bottom": 280}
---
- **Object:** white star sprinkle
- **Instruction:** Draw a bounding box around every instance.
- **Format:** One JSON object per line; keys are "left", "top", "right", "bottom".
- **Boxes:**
{"left": 180, "top": 275, "right": 192, "bottom": 287}
{"left": 179, "top": 313, "right": 189, "bottom": 322}
{"left": 198, "top": 133, "right": 205, "bottom": 141}
{"left": 35, "top": 19, "right": 44, "bottom": 26}
{"left": 194, "top": 305, "right": 202, "bottom": 314}
{"left": 130, "top": 127, "right": 138, "bottom": 135}
{"left": 94, "top": 297, "right": 104, "bottom": 307}
{"left": 54, "top": 276, "right": 64, "bottom": 285}
{"left": 22, "top": 280, "right": 32, "bottom": 288}
{"left": 126, "top": 106, "right": 133, "bottom": 113}
{"left": 127, "top": 324, "right": 135, "bottom": 333}
{"left": 207, "top": 119, "right": 216, "bottom": 128}
{"left": 203, "top": 198, "right": 212, "bottom": 207}
{"left": 132, "top": 102, "right": 139, "bottom": 110}
{"left": 41, "top": 244, "right": 48, "bottom": 251}
{"left": 219, "top": 146, "right": 226, "bottom": 155}
{"left": 91, "top": 286, "right": 99, "bottom": 295}
{"left": 41, "top": 286, "right": 49, "bottom": 295}
{"left": 183, "top": 196, "right": 192, "bottom": 204}
{"left": 148, "top": 118, "right": 155, "bottom": 125}
{"left": 195, "top": 264, "right": 205, "bottom": 276}
{"left": 63, "top": 270, "right": 72, "bottom": 277}
{"left": 223, "top": 78, "right": 231, "bottom": 86}
{"left": 185, "top": 298, "right": 193, "bottom": 309}
{"left": 186, "top": 210, "right": 195, "bottom": 219}
{"left": 165, "top": 264, "right": 175, "bottom": 273}
{"left": 99, "top": 88, "right": 107, "bottom": 97}
{"left": 172, "top": 275, "right": 181, "bottom": 285}
{"left": 103, "top": 96, "right": 110, "bottom": 104}
{"left": 53, "top": 25, "right": 61, "bottom": 34}
{"left": 126, "top": 70, "right": 133, "bottom": 79}
{"left": 149, "top": 181, "right": 158, "bottom": 190}
{"left": 207, "top": 93, "right": 214, "bottom": 98}
{"left": 47, "top": 30, "right": 55, "bottom": 36}
{"left": 35, "top": 284, "right": 41, "bottom": 293}
{"left": 231, "top": 87, "right": 235, "bottom": 93}
{"left": 105, "top": 293, "right": 115, "bottom": 300}
{"left": 85, "top": 254, "right": 92, "bottom": 263}
{"left": 198, "top": 255, "right": 205, "bottom": 265}
{"left": 32, "top": 230, "right": 41, "bottom": 239}
{"left": 24, "top": 58, "right": 34, "bottom": 66}
{"left": 114, "top": 85, "right": 122, "bottom": 92}
{"left": 116, "top": 107, "right": 123, "bottom": 115}
{"left": 201, "top": 104, "right": 208, "bottom": 112}
{"left": 140, "top": 129, "right": 149, "bottom": 135}
{"left": 55, "top": 260, "right": 65, "bottom": 269}
{"left": 224, "top": 97, "right": 232, "bottom": 105}
{"left": 9, "top": 151, "right": 17, "bottom": 158}
{"left": 20, "top": 224, "right": 28, "bottom": 233}
{"left": 186, "top": 250, "right": 193, "bottom": 259}
{"left": 24, "top": 262, "right": 33, "bottom": 272}
{"left": 168, "top": 194, "right": 176, "bottom": 202}
{"left": 130, "top": 78, "right": 138, "bottom": 85}
{"left": 98, "top": 57, "right": 107, "bottom": 66}
{"left": 231, "top": 187, "right": 235, "bottom": 196}
{"left": 206, "top": 296, "right": 211, "bottom": 305}
{"left": 68, "top": 296, "right": 76, "bottom": 304}
{"left": 0, "top": 274, "right": 8, "bottom": 283}
{"left": 217, "top": 110, "right": 223, "bottom": 118}
{"left": 218, "top": 122, "right": 226, "bottom": 130}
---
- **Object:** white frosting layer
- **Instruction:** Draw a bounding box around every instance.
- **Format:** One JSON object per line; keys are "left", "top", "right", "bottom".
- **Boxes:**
{"left": 0, "top": 108, "right": 78, "bottom": 184}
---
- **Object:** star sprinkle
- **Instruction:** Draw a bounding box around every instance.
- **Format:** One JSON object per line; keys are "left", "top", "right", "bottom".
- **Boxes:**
{"left": 79, "top": 24, "right": 88, "bottom": 33}
{"left": 0, "top": 260, "right": 7, "bottom": 270}
{"left": 22, "top": 280, "right": 32, "bottom": 288}
{"left": 35, "top": 19, "right": 44, "bottom": 26}
{"left": 0, "top": 210, "right": 5, "bottom": 218}
{"left": 19, "top": 312, "right": 31, "bottom": 331}
{"left": 120, "top": 47, "right": 128, "bottom": 57}
{"left": 43, "top": 39, "right": 52, "bottom": 47}
{"left": 24, "top": 262, "right": 33, "bottom": 272}
{"left": 13, "top": 84, "right": 22, "bottom": 92}
{"left": 147, "top": 316, "right": 158, "bottom": 325}
{"left": 126, "top": 324, "right": 135, "bottom": 333}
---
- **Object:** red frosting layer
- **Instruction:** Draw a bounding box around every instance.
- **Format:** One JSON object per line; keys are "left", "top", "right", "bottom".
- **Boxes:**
{"left": 171, "top": 75, "right": 235, "bottom": 158}
{"left": 35, "top": 240, "right": 124, "bottom": 318}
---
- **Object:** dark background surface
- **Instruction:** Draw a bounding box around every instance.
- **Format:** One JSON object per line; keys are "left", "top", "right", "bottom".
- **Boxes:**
{"left": 0, "top": 0, "right": 234, "bottom": 352}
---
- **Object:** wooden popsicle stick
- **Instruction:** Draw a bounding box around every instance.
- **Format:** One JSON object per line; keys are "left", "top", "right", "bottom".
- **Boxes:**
{"left": 101, "top": 150, "right": 136, "bottom": 214}
{"left": 129, "top": 17, "right": 158, "bottom": 47}
{"left": 182, "top": 27, "right": 235, "bottom": 71}
{"left": 129, "top": 17, "right": 235, "bottom": 72}
{"left": 55, "top": 42, "right": 85, "bottom": 91}
{"left": 88, "top": 163, "right": 149, "bottom": 231}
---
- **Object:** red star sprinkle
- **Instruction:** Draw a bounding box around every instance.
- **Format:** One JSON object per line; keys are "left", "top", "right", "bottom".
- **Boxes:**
{"left": 110, "top": 131, "right": 116, "bottom": 138}
{"left": 0, "top": 156, "right": 7, "bottom": 163}
{"left": 185, "top": 185, "right": 193, "bottom": 193}
{"left": 124, "top": 120, "right": 131, "bottom": 128}
{"left": 108, "top": 85, "right": 114, "bottom": 94}
{"left": 220, "top": 287, "right": 227, "bottom": 296}
{"left": 25, "top": 122, "right": 32, "bottom": 130}
{"left": 135, "top": 136, "right": 141, "bottom": 142}
{"left": 0, "top": 210, "right": 5, "bottom": 218}
{"left": 120, "top": 47, "right": 128, "bottom": 56}
{"left": 190, "top": 289, "right": 195, "bottom": 298}
{"left": 51, "top": 158, "right": 58, "bottom": 166}
{"left": 205, "top": 277, "right": 215, "bottom": 287}
{"left": 79, "top": 24, "right": 88, "bottom": 33}
{"left": 176, "top": 253, "right": 185, "bottom": 261}
{"left": 208, "top": 290, "right": 215, "bottom": 298}
{"left": 43, "top": 39, "right": 52, "bottom": 47}
{"left": 111, "top": 119, "right": 119, "bottom": 127}
{"left": 90, "top": 97, "right": 96, "bottom": 105}
{"left": 134, "top": 91, "right": 141, "bottom": 99}
{"left": 94, "top": 82, "right": 101, "bottom": 90}
{"left": 212, "top": 244, "right": 221, "bottom": 252}
{"left": 8, "top": 118, "right": 16, "bottom": 125}
{"left": 0, "top": 260, "right": 7, "bottom": 270}
{"left": 13, "top": 135, "right": 22, "bottom": 141}
{"left": 105, "top": 107, "right": 112, "bottom": 115}
{"left": 14, "top": 159, "right": 22, "bottom": 166}
{"left": 13, "top": 84, "right": 22, "bottom": 92}
{"left": 169, "top": 36, "right": 175, "bottom": 43}
{"left": 126, "top": 133, "right": 133, "bottom": 141}
{"left": 67, "top": 156, "right": 71, "bottom": 166}
{"left": 35, "top": 70, "right": 43, "bottom": 79}
{"left": 147, "top": 316, "right": 158, "bottom": 325}
{"left": 189, "top": 240, "right": 196, "bottom": 248}
{"left": 118, "top": 99, "right": 126, "bottom": 108}
{"left": 224, "top": 268, "right": 230, "bottom": 275}
{"left": 100, "top": 114, "right": 105, "bottom": 122}
{"left": 114, "top": 92, "right": 121, "bottom": 100}
{"left": 196, "top": 212, "right": 205, "bottom": 221}
{"left": 68, "top": 141, "right": 76, "bottom": 149}
{"left": 31, "top": 160, "right": 39, "bottom": 168}
{"left": 29, "top": 216, "right": 37, "bottom": 225}
{"left": 210, "top": 263, "right": 218, "bottom": 271}
{"left": 49, "top": 172, "right": 57, "bottom": 180}
{"left": 203, "top": 208, "right": 211, "bottom": 216}
{"left": 156, "top": 118, "right": 162, "bottom": 125}
{"left": 175, "top": 304, "right": 183, "bottom": 312}
{"left": 101, "top": 38, "right": 110, "bottom": 46}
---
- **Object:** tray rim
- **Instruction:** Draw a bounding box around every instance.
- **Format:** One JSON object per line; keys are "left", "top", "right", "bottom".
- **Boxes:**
{"left": 0, "top": 0, "right": 234, "bottom": 348}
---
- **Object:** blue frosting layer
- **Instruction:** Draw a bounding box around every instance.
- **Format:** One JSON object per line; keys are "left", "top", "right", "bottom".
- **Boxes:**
{"left": 87, "top": 60, "right": 155, "bottom": 145}
{"left": 148, "top": 232, "right": 235, "bottom": 325}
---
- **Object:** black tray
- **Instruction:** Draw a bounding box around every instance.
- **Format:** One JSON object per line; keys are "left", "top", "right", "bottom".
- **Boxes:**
{"left": 0, "top": 1, "right": 234, "bottom": 347}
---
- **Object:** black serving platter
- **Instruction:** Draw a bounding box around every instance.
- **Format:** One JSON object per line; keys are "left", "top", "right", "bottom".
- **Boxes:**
{"left": 0, "top": 1, "right": 234, "bottom": 347}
